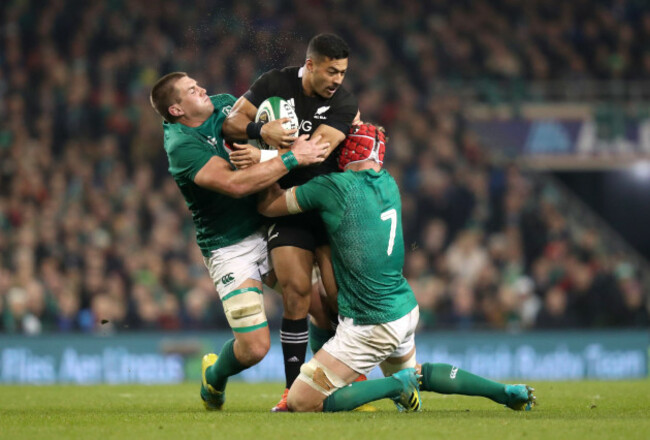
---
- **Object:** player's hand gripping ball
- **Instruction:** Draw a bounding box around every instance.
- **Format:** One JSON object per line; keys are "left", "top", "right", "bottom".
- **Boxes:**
{"left": 251, "top": 96, "right": 299, "bottom": 149}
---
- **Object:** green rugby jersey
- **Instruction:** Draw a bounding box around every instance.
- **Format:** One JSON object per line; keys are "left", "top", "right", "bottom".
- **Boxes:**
{"left": 164, "top": 94, "right": 261, "bottom": 255}
{"left": 295, "top": 169, "right": 417, "bottom": 325}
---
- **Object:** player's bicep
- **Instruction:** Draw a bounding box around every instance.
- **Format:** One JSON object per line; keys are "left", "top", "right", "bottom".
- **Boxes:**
{"left": 312, "top": 124, "right": 346, "bottom": 156}
{"left": 193, "top": 156, "right": 234, "bottom": 193}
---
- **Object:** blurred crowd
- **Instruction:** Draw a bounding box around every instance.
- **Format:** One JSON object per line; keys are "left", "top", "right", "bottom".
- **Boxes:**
{"left": 1, "top": 0, "right": 648, "bottom": 334}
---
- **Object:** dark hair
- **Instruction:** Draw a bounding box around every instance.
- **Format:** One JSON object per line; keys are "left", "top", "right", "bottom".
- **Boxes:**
{"left": 150, "top": 72, "right": 187, "bottom": 123}
{"left": 306, "top": 33, "right": 349, "bottom": 61}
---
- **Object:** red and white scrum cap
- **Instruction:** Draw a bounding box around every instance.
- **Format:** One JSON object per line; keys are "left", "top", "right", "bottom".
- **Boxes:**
{"left": 338, "top": 123, "right": 386, "bottom": 170}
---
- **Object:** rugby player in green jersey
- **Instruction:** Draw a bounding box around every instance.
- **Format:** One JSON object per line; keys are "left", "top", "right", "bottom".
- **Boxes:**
{"left": 150, "top": 72, "right": 329, "bottom": 410}
{"left": 257, "top": 123, "right": 536, "bottom": 413}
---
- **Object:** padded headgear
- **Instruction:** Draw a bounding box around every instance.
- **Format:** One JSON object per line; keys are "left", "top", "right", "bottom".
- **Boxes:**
{"left": 338, "top": 123, "right": 386, "bottom": 170}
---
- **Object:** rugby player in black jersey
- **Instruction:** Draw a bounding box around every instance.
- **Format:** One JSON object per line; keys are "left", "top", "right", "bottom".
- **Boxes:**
{"left": 222, "top": 33, "right": 360, "bottom": 412}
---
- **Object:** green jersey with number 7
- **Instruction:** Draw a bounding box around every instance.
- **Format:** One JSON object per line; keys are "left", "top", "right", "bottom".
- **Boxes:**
{"left": 294, "top": 169, "right": 417, "bottom": 325}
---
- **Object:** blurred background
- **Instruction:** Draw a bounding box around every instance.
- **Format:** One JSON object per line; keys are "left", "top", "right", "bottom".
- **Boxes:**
{"left": 0, "top": 0, "right": 648, "bottom": 383}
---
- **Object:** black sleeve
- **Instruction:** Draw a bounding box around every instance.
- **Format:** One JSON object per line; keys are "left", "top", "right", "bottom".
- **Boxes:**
{"left": 325, "top": 90, "right": 358, "bottom": 135}
{"left": 242, "top": 69, "right": 282, "bottom": 108}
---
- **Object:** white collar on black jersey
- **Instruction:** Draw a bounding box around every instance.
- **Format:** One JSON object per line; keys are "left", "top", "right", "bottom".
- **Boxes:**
{"left": 298, "top": 67, "right": 304, "bottom": 78}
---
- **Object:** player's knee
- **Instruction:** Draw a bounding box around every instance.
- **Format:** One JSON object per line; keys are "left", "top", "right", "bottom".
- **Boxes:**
{"left": 286, "top": 394, "right": 311, "bottom": 412}
{"left": 233, "top": 340, "right": 269, "bottom": 365}
{"left": 278, "top": 276, "right": 312, "bottom": 297}
{"left": 379, "top": 350, "right": 417, "bottom": 377}
{"left": 237, "top": 338, "right": 269, "bottom": 366}
{"left": 286, "top": 387, "right": 304, "bottom": 412}
{"left": 246, "top": 335, "right": 271, "bottom": 362}
{"left": 286, "top": 381, "right": 321, "bottom": 413}
{"left": 296, "top": 358, "right": 347, "bottom": 399}
{"left": 247, "top": 342, "right": 270, "bottom": 365}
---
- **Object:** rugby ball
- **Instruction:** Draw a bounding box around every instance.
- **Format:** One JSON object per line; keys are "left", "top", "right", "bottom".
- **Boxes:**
{"left": 252, "top": 97, "right": 299, "bottom": 149}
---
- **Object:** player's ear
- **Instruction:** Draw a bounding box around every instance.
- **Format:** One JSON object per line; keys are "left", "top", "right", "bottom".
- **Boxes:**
{"left": 305, "top": 58, "right": 314, "bottom": 73}
{"left": 168, "top": 104, "right": 184, "bottom": 117}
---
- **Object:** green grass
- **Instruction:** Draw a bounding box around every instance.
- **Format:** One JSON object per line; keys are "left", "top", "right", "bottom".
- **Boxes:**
{"left": 1, "top": 381, "right": 649, "bottom": 440}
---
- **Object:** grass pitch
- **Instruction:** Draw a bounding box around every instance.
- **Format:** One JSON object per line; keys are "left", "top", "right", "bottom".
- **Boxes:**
{"left": 1, "top": 380, "right": 648, "bottom": 440}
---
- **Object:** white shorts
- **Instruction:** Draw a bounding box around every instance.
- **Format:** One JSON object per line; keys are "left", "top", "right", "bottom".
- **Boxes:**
{"left": 322, "top": 306, "right": 419, "bottom": 376}
{"left": 203, "top": 229, "right": 272, "bottom": 298}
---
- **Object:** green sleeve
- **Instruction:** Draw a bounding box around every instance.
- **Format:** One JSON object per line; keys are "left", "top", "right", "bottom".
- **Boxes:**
{"left": 295, "top": 176, "right": 331, "bottom": 211}
{"left": 167, "top": 138, "right": 214, "bottom": 182}
{"left": 295, "top": 174, "right": 348, "bottom": 232}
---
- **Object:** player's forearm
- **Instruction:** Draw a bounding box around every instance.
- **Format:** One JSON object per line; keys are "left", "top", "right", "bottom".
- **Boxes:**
{"left": 222, "top": 111, "right": 252, "bottom": 140}
{"left": 258, "top": 186, "right": 301, "bottom": 217}
{"left": 257, "top": 190, "right": 289, "bottom": 217}
{"left": 221, "top": 157, "right": 290, "bottom": 198}
{"left": 313, "top": 127, "right": 345, "bottom": 158}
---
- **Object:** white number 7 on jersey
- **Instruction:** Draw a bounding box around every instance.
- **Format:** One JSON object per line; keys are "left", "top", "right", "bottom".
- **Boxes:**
{"left": 380, "top": 209, "right": 397, "bottom": 256}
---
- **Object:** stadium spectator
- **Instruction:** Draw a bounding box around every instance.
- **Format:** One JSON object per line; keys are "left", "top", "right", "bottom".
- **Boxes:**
{"left": 535, "top": 286, "right": 580, "bottom": 329}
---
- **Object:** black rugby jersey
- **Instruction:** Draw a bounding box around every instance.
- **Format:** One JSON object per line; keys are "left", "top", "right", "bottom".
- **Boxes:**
{"left": 243, "top": 66, "right": 358, "bottom": 188}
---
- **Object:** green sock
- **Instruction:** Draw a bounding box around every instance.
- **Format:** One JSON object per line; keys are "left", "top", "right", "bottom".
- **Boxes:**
{"left": 309, "top": 321, "right": 335, "bottom": 354}
{"left": 322, "top": 377, "right": 402, "bottom": 412}
{"left": 420, "top": 363, "right": 508, "bottom": 404}
{"left": 205, "top": 339, "right": 247, "bottom": 392}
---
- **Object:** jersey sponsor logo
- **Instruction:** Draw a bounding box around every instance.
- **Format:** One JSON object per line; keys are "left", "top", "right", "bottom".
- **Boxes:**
{"left": 299, "top": 119, "right": 313, "bottom": 132}
{"left": 450, "top": 366, "right": 458, "bottom": 379}
{"left": 206, "top": 136, "right": 218, "bottom": 147}
{"left": 314, "top": 106, "right": 330, "bottom": 120}
{"left": 221, "top": 272, "right": 235, "bottom": 286}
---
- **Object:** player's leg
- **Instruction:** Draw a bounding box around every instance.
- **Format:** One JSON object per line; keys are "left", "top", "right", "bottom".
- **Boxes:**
{"left": 309, "top": 245, "right": 338, "bottom": 354}
{"left": 309, "top": 251, "right": 373, "bottom": 409}
{"left": 288, "top": 349, "right": 418, "bottom": 412}
{"left": 375, "top": 307, "right": 422, "bottom": 412}
{"left": 200, "top": 231, "right": 271, "bottom": 410}
{"left": 314, "top": 244, "right": 338, "bottom": 314}
{"left": 268, "top": 213, "right": 338, "bottom": 411}
{"left": 272, "top": 245, "right": 313, "bottom": 386}
{"left": 288, "top": 307, "right": 421, "bottom": 412}
{"left": 201, "top": 278, "right": 270, "bottom": 410}
{"left": 417, "top": 363, "right": 536, "bottom": 410}
{"left": 307, "top": 272, "right": 337, "bottom": 354}
{"left": 286, "top": 349, "right": 357, "bottom": 412}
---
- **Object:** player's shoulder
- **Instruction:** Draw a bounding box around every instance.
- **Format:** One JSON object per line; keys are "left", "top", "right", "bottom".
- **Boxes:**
{"left": 163, "top": 122, "right": 200, "bottom": 153}
{"left": 339, "top": 169, "right": 393, "bottom": 189}
{"left": 209, "top": 93, "right": 236, "bottom": 109}
{"left": 371, "top": 169, "right": 397, "bottom": 185}
{"left": 331, "top": 85, "right": 357, "bottom": 107}
{"left": 309, "top": 170, "right": 355, "bottom": 189}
